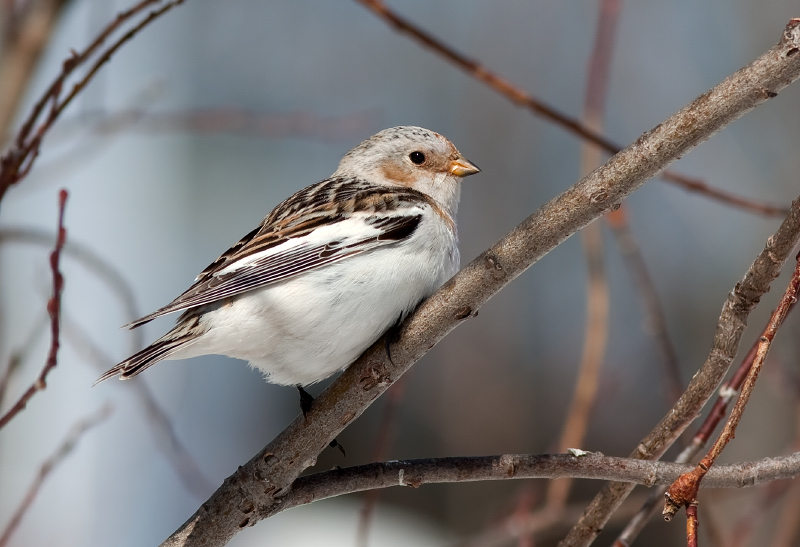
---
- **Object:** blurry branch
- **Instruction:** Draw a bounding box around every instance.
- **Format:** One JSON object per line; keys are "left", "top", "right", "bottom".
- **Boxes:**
{"left": 455, "top": 495, "right": 649, "bottom": 547}
{"left": 0, "top": 189, "right": 67, "bottom": 430}
{"left": 0, "top": 0, "right": 186, "bottom": 202}
{"left": 547, "top": 0, "right": 620, "bottom": 514}
{"left": 0, "top": 226, "right": 143, "bottom": 353}
{"left": 612, "top": 297, "right": 798, "bottom": 545}
{"left": 561, "top": 190, "right": 800, "bottom": 546}
{"left": 41, "top": 105, "right": 378, "bottom": 142}
{"left": 0, "top": 310, "right": 48, "bottom": 411}
{"left": 356, "top": 378, "right": 407, "bottom": 547}
{"left": 612, "top": 333, "right": 760, "bottom": 544}
{"left": 606, "top": 208, "right": 684, "bottom": 405}
{"left": 20, "top": 106, "right": 378, "bottom": 191}
{"left": 663, "top": 254, "right": 800, "bottom": 520}
{"left": 771, "top": 471, "right": 800, "bottom": 546}
{"left": 0, "top": 0, "right": 70, "bottom": 138}
{"left": 265, "top": 451, "right": 800, "bottom": 517}
{"left": 728, "top": 479, "right": 797, "bottom": 547}
{"left": 63, "top": 317, "right": 216, "bottom": 499}
{"left": 355, "top": 0, "right": 789, "bottom": 218}
{"left": 160, "top": 20, "right": 800, "bottom": 547}
{"left": 0, "top": 403, "right": 112, "bottom": 547}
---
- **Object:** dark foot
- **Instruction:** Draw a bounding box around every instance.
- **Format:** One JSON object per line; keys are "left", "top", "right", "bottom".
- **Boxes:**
{"left": 297, "top": 386, "right": 346, "bottom": 455}
{"left": 297, "top": 385, "right": 314, "bottom": 417}
{"left": 329, "top": 439, "right": 346, "bottom": 456}
{"left": 384, "top": 312, "right": 404, "bottom": 365}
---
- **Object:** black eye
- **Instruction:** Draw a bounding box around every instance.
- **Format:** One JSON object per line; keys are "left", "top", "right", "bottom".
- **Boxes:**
{"left": 409, "top": 151, "right": 426, "bottom": 164}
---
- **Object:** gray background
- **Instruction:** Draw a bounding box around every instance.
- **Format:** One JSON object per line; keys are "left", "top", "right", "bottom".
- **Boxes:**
{"left": 1, "top": 1, "right": 799, "bottom": 546}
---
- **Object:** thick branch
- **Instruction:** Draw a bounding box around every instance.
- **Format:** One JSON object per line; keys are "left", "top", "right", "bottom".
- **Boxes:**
{"left": 161, "top": 19, "right": 800, "bottom": 547}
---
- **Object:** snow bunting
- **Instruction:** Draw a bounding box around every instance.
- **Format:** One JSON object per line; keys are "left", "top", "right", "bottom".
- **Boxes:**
{"left": 96, "top": 126, "right": 480, "bottom": 388}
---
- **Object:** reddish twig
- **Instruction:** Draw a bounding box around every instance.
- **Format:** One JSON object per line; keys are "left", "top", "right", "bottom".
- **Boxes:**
{"left": 0, "top": 403, "right": 112, "bottom": 547}
{"left": 612, "top": 299, "right": 796, "bottom": 546}
{"left": 355, "top": 0, "right": 789, "bottom": 218}
{"left": 0, "top": 0, "right": 186, "bottom": 202}
{"left": 0, "top": 190, "right": 67, "bottom": 429}
{"left": 686, "top": 502, "right": 699, "bottom": 547}
{"left": 663, "top": 253, "right": 800, "bottom": 520}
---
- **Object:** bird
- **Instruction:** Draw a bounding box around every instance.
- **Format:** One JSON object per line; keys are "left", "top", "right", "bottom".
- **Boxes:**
{"left": 95, "top": 126, "right": 480, "bottom": 394}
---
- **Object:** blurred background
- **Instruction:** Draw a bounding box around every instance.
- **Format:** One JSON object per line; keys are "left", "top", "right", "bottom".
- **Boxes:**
{"left": 1, "top": 1, "right": 800, "bottom": 546}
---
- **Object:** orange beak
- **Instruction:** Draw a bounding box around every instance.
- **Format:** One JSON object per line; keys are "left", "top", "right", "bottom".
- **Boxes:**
{"left": 448, "top": 156, "right": 481, "bottom": 177}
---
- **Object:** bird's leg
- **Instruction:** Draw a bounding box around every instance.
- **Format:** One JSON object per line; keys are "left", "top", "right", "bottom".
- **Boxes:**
{"left": 296, "top": 385, "right": 345, "bottom": 456}
{"left": 297, "top": 385, "right": 314, "bottom": 417}
{"left": 384, "top": 312, "right": 405, "bottom": 365}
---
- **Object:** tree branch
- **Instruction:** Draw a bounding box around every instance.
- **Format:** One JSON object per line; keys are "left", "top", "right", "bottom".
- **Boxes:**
{"left": 0, "top": 189, "right": 67, "bottom": 430}
{"left": 0, "top": 0, "right": 186, "bottom": 202}
{"left": 559, "top": 21, "right": 800, "bottom": 546}
{"left": 261, "top": 451, "right": 800, "bottom": 516}
{"left": 355, "top": 0, "right": 790, "bottom": 218}
{"left": 160, "top": 18, "right": 800, "bottom": 547}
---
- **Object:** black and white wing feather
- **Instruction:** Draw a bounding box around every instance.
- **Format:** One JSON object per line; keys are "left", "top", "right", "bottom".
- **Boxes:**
{"left": 126, "top": 178, "right": 438, "bottom": 328}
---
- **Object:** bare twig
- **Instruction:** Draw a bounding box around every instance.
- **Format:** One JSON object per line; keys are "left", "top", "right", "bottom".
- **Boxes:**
{"left": 0, "top": 310, "right": 48, "bottom": 411}
{"left": 547, "top": 0, "right": 621, "bottom": 513}
{"left": 606, "top": 207, "right": 684, "bottom": 405}
{"left": 685, "top": 502, "right": 699, "bottom": 547}
{"left": 356, "top": 377, "right": 407, "bottom": 547}
{"left": 354, "top": 0, "right": 789, "bottom": 218}
{"left": 611, "top": 300, "right": 796, "bottom": 546}
{"left": 0, "top": 0, "right": 69, "bottom": 138}
{"left": 0, "top": 403, "right": 112, "bottom": 547}
{"left": 0, "top": 189, "right": 67, "bottom": 430}
{"left": 663, "top": 253, "right": 800, "bottom": 520}
{"left": 0, "top": 0, "right": 187, "bottom": 201}
{"left": 160, "top": 20, "right": 800, "bottom": 547}
{"left": 0, "top": 226, "right": 143, "bottom": 353}
{"left": 771, "top": 477, "right": 800, "bottom": 547}
{"left": 454, "top": 495, "right": 649, "bottom": 547}
{"left": 728, "top": 479, "right": 795, "bottom": 547}
{"left": 63, "top": 317, "right": 216, "bottom": 499}
{"left": 264, "top": 451, "right": 800, "bottom": 517}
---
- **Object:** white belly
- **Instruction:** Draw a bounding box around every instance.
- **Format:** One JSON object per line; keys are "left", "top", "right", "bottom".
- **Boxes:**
{"left": 170, "top": 217, "right": 458, "bottom": 385}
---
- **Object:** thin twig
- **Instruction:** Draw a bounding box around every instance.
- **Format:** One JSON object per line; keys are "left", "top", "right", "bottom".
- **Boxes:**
{"left": 264, "top": 451, "right": 800, "bottom": 518}
{"left": 356, "top": 377, "right": 407, "bottom": 547}
{"left": 62, "top": 317, "right": 216, "bottom": 499}
{"left": 0, "top": 226, "right": 143, "bottom": 354}
{"left": 354, "top": 0, "right": 789, "bottom": 218}
{"left": 663, "top": 253, "right": 800, "bottom": 520}
{"left": 686, "top": 502, "right": 699, "bottom": 547}
{"left": 611, "top": 302, "right": 795, "bottom": 546}
{"left": 546, "top": 0, "right": 621, "bottom": 513}
{"left": 0, "top": 403, "right": 113, "bottom": 547}
{"left": 160, "top": 20, "right": 800, "bottom": 547}
{"left": 771, "top": 477, "right": 800, "bottom": 547}
{"left": 0, "top": 190, "right": 67, "bottom": 430}
{"left": 606, "top": 207, "right": 684, "bottom": 405}
{"left": 0, "top": 310, "right": 48, "bottom": 411}
{"left": 0, "top": 0, "right": 69, "bottom": 138}
{"left": 0, "top": 0, "right": 187, "bottom": 201}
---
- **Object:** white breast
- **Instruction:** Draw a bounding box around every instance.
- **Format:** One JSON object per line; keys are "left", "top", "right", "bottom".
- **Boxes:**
{"left": 170, "top": 210, "right": 458, "bottom": 386}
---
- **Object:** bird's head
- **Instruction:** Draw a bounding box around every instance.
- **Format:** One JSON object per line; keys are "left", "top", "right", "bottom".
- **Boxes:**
{"left": 334, "top": 126, "right": 480, "bottom": 214}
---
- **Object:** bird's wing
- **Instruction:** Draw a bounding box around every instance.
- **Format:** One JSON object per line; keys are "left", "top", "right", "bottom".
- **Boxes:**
{"left": 126, "top": 178, "right": 437, "bottom": 328}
